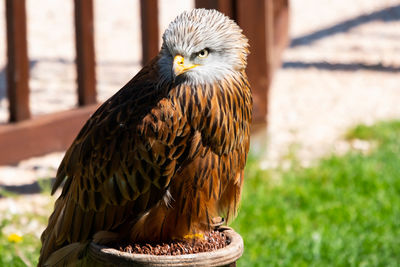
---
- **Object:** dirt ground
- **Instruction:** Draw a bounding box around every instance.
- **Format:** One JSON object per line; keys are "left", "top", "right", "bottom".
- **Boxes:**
{"left": 264, "top": 0, "right": 400, "bottom": 167}
{"left": 0, "top": 0, "right": 400, "bottom": 219}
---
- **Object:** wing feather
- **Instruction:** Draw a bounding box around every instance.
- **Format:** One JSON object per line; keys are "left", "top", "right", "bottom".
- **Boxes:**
{"left": 39, "top": 57, "right": 192, "bottom": 265}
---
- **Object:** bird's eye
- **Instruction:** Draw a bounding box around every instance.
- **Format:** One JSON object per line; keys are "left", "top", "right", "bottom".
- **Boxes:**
{"left": 197, "top": 49, "right": 209, "bottom": 58}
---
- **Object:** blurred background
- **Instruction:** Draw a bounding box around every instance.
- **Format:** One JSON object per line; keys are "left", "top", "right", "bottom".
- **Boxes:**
{"left": 0, "top": 0, "right": 400, "bottom": 266}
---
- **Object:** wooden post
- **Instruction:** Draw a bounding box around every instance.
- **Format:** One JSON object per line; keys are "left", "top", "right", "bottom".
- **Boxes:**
{"left": 5, "top": 0, "right": 30, "bottom": 122}
{"left": 236, "top": 0, "right": 274, "bottom": 124}
{"left": 195, "top": 0, "right": 236, "bottom": 18}
{"left": 272, "top": 0, "right": 290, "bottom": 70}
{"left": 140, "top": 0, "right": 159, "bottom": 66}
{"left": 74, "top": 0, "right": 97, "bottom": 106}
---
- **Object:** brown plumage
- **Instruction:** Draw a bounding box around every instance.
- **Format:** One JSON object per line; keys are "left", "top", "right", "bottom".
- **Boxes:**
{"left": 39, "top": 9, "right": 252, "bottom": 266}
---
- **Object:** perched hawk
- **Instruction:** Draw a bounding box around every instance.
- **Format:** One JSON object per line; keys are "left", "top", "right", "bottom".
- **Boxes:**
{"left": 39, "top": 8, "right": 252, "bottom": 266}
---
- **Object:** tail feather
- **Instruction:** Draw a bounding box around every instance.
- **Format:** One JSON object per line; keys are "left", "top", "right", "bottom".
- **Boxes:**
{"left": 92, "top": 230, "right": 121, "bottom": 245}
{"left": 43, "top": 242, "right": 89, "bottom": 267}
{"left": 38, "top": 198, "right": 65, "bottom": 266}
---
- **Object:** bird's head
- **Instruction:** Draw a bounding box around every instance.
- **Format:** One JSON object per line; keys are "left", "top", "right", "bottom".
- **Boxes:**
{"left": 158, "top": 9, "right": 249, "bottom": 85}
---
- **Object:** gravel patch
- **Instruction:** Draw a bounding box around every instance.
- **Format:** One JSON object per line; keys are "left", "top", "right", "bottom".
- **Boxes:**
{"left": 263, "top": 0, "right": 400, "bottom": 167}
{"left": 113, "top": 230, "right": 227, "bottom": 255}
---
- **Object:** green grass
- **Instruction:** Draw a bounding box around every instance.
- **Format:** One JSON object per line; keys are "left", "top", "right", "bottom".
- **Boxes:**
{"left": 0, "top": 179, "right": 52, "bottom": 266}
{"left": 232, "top": 120, "right": 400, "bottom": 266}
{"left": 1, "top": 120, "right": 400, "bottom": 266}
{"left": 0, "top": 212, "right": 45, "bottom": 266}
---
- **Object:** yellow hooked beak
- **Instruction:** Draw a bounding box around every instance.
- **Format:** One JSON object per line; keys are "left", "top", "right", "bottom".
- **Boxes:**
{"left": 173, "top": 55, "right": 198, "bottom": 76}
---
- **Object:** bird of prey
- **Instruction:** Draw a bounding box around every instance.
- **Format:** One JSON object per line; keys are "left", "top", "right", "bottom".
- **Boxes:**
{"left": 39, "top": 8, "right": 252, "bottom": 266}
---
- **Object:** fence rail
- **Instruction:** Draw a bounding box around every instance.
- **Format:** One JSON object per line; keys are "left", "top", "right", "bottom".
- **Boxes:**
{"left": 0, "top": 0, "right": 289, "bottom": 165}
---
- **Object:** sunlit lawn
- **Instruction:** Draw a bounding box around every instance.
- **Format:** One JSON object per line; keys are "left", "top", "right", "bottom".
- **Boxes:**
{"left": 233, "top": 120, "right": 400, "bottom": 266}
{"left": 0, "top": 213, "right": 44, "bottom": 266}
{"left": 1, "top": 120, "right": 400, "bottom": 266}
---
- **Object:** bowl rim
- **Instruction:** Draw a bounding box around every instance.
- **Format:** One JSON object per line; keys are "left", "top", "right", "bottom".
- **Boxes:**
{"left": 88, "top": 227, "right": 244, "bottom": 267}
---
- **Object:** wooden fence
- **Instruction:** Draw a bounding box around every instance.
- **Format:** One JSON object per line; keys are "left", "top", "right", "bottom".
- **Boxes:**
{"left": 0, "top": 0, "right": 289, "bottom": 165}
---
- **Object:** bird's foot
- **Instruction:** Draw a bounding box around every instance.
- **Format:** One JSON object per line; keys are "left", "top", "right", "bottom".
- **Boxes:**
{"left": 210, "top": 217, "right": 225, "bottom": 229}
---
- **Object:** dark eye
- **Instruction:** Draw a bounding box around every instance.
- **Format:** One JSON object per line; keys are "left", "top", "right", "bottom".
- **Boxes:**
{"left": 197, "top": 48, "right": 209, "bottom": 58}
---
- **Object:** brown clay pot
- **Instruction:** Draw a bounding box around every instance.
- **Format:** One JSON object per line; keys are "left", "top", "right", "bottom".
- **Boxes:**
{"left": 85, "top": 227, "right": 243, "bottom": 267}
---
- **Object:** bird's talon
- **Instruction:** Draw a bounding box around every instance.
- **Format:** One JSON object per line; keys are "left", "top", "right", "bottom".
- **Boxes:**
{"left": 210, "top": 216, "right": 225, "bottom": 229}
